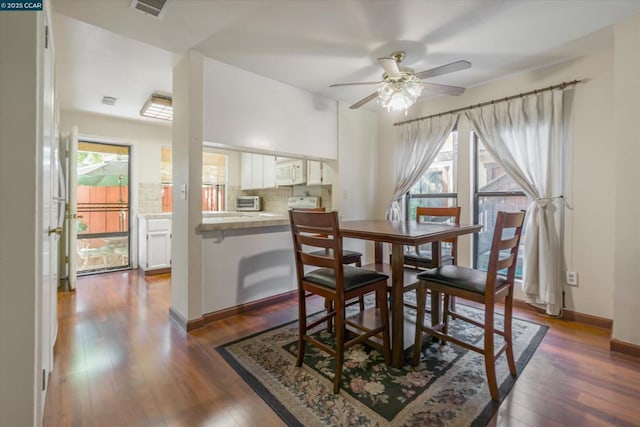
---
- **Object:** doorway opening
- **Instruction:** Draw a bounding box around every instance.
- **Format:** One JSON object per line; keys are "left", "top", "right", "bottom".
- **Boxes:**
{"left": 76, "top": 141, "right": 131, "bottom": 274}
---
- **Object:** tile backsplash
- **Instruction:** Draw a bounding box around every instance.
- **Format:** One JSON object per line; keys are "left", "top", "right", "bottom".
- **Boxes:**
{"left": 241, "top": 185, "right": 332, "bottom": 214}
{"left": 138, "top": 182, "right": 162, "bottom": 213}
{"left": 140, "top": 182, "right": 332, "bottom": 214}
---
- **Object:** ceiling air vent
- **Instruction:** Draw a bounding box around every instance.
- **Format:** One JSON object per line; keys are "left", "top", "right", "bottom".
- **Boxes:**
{"left": 130, "top": 0, "right": 168, "bottom": 19}
{"left": 101, "top": 96, "right": 117, "bottom": 106}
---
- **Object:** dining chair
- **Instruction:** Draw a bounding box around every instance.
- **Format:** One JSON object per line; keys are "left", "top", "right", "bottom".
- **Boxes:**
{"left": 289, "top": 209, "right": 391, "bottom": 393}
{"left": 397, "top": 206, "right": 461, "bottom": 310}
{"left": 412, "top": 210, "right": 525, "bottom": 401}
{"left": 293, "top": 207, "right": 366, "bottom": 311}
{"left": 404, "top": 206, "right": 461, "bottom": 269}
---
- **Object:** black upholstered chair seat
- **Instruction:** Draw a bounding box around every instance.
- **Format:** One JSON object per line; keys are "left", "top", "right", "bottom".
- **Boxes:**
{"left": 310, "top": 248, "right": 363, "bottom": 262}
{"left": 417, "top": 265, "right": 507, "bottom": 295}
{"left": 403, "top": 250, "right": 454, "bottom": 269}
{"left": 306, "top": 266, "right": 388, "bottom": 291}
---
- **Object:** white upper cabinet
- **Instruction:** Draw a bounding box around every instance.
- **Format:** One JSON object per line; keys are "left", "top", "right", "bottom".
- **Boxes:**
{"left": 263, "top": 155, "right": 277, "bottom": 188}
{"left": 306, "top": 160, "right": 332, "bottom": 185}
{"left": 241, "top": 153, "right": 277, "bottom": 190}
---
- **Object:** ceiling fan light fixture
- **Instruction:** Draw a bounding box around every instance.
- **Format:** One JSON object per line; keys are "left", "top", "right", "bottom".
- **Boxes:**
{"left": 140, "top": 93, "right": 173, "bottom": 121}
{"left": 377, "top": 76, "right": 423, "bottom": 112}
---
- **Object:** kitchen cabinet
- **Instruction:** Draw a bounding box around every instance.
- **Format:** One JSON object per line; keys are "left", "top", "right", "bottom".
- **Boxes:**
{"left": 263, "top": 155, "right": 277, "bottom": 188}
{"left": 241, "top": 153, "right": 277, "bottom": 189}
{"left": 138, "top": 216, "right": 171, "bottom": 274}
{"left": 306, "top": 160, "right": 332, "bottom": 185}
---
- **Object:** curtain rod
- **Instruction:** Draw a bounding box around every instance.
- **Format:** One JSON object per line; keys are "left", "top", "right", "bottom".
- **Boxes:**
{"left": 393, "top": 79, "right": 583, "bottom": 127}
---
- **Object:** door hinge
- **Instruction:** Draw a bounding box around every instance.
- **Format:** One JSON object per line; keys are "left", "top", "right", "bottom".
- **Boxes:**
{"left": 64, "top": 256, "right": 69, "bottom": 263}
{"left": 45, "top": 26, "right": 49, "bottom": 49}
{"left": 42, "top": 369, "right": 46, "bottom": 391}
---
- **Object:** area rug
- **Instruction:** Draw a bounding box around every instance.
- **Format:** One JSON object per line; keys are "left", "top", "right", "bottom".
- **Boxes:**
{"left": 217, "top": 299, "right": 547, "bottom": 426}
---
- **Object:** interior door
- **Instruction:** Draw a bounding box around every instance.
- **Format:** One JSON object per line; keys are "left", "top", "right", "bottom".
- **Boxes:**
{"left": 40, "top": 5, "right": 58, "bottom": 407}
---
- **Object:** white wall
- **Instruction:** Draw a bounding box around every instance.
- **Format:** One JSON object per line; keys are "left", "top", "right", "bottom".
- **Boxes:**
{"left": 0, "top": 11, "right": 42, "bottom": 427}
{"left": 60, "top": 110, "right": 172, "bottom": 267}
{"left": 60, "top": 110, "right": 171, "bottom": 184}
{"left": 202, "top": 57, "right": 338, "bottom": 159}
{"left": 334, "top": 103, "right": 380, "bottom": 262}
{"left": 201, "top": 229, "right": 295, "bottom": 313}
{"left": 376, "top": 45, "right": 618, "bottom": 320}
{"left": 171, "top": 51, "right": 204, "bottom": 322}
{"left": 613, "top": 15, "right": 640, "bottom": 345}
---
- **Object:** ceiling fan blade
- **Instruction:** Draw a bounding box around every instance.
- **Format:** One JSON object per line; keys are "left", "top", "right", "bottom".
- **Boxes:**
{"left": 350, "top": 92, "right": 378, "bottom": 109}
{"left": 415, "top": 60, "right": 471, "bottom": 80}
{"left": 378, "top": 57, "right": 401, "bottom": 78}
{"left": 422, "top": 82, "right": 466, "bottom": 96}
{"left": 329, "top": 81, "right": 382, "bottom": 88}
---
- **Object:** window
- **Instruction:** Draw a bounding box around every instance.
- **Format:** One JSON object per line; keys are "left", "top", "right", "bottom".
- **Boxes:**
{"left": 161, "top": 147, "right": 227, "bottom": 212}
{"left": 406, "top": 130, "right": 458, "bottom": 221}
{"left": 474, "top": 134, "right": 528, "bottom": 277}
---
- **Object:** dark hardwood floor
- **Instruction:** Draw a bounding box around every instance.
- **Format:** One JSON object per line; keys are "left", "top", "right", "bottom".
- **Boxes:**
{"left": 44, "top": 270, "right": 640, "bottom": 426}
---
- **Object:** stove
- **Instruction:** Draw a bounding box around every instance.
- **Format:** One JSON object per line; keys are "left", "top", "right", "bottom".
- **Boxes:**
{"left": 287, "top": 196, "right": 320, "bottom": 209}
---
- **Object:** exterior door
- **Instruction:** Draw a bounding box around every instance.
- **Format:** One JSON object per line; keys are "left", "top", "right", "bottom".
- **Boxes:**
{"left": 75, "top": 141, "right": 131, "bottom": 274}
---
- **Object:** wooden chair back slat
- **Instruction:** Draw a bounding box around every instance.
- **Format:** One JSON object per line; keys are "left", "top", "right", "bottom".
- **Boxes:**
{"left": 495, "top": 254, "right": 516, "bottom": 272}
{"left": 299, "top": 252, "right": 336, "bottom": 269}
{"left": 499, "top": 235, "right": 520, "bottom": 251}
{"left": 296, "top": 233, "right": 335, "bottom": 250}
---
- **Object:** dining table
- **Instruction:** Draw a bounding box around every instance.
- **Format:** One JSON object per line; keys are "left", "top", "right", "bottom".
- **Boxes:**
{"left": 339, "top": 219, "right": 483, "bottom": 368}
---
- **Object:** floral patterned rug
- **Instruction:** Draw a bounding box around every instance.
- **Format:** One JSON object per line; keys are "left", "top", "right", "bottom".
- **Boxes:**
{"left": 217, "top": 297, "right": 547, "bottom": 426}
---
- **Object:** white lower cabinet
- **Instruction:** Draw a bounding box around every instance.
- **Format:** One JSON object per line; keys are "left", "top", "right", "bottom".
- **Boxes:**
{"left": 139, "top": 216, "right": 171, "bottom": 273}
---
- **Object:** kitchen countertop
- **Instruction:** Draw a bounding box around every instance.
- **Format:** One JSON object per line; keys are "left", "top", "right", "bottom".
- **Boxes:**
{"left": 137, "top": 212, "right": 172, "bottom": 219}
{"left": 197, "top": 212, "right": 289, "bottom": 232}
{"left": 138, "top": 211, "right": 290, "bottom": 231}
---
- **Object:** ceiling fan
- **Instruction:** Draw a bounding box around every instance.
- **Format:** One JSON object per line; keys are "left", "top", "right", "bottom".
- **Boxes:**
{"left": 329, "top": 51, "right": 471, "bottom": 111}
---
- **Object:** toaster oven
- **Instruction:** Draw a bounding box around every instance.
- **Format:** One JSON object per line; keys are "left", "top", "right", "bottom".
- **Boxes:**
{"left": 235, "top": 196, "right": 261, "bottom": 211}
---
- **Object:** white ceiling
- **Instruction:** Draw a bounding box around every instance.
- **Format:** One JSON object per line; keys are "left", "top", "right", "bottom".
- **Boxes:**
{"left": 51, "top": 0, "right": 640, "bottom": 123}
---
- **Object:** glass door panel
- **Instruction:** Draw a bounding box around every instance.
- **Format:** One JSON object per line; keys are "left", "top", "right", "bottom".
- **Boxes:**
{"left": 76, "top": 141, "right": 130, "bottom": 274}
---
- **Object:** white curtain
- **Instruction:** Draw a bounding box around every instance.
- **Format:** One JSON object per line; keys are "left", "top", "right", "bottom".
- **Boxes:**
{"left": 466, "top": 89, "right": 565, "bottom": 315}
{"left": 386, "top": 114, "right": 459, "bottom": 220}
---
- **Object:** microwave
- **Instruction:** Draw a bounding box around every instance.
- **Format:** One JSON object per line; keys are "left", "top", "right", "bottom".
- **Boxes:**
{"left": 235, "top": 196, "right": 261, "bottom": 211}
{"left": 275, "top": 159, "right": 306, "bottom": 186}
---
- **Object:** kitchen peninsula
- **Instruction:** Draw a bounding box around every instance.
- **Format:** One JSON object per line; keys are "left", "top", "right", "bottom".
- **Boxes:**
{"left": 197, "top": 211, "right": 295, "bottom": 322}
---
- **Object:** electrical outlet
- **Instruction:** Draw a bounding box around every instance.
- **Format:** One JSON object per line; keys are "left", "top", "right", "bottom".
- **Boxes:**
{"left": 566, "top": 271, "right": 579, "bottom": 286}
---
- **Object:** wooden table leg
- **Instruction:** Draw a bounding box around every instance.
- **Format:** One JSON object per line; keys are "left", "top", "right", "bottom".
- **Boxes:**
{"left": 430, "top": 241, "right": 441, "bottom": 266}
{"left": 431, "top": 290, "right": 441, "bottom": 327}
{"left": 374, "top": 241, "right": 383, "bottom": 264}
{"left": 430, "top": 241, "right": 442, "bottom": 327}
{"left": 390, "top": 243, "right": 405, "bottom": 368}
